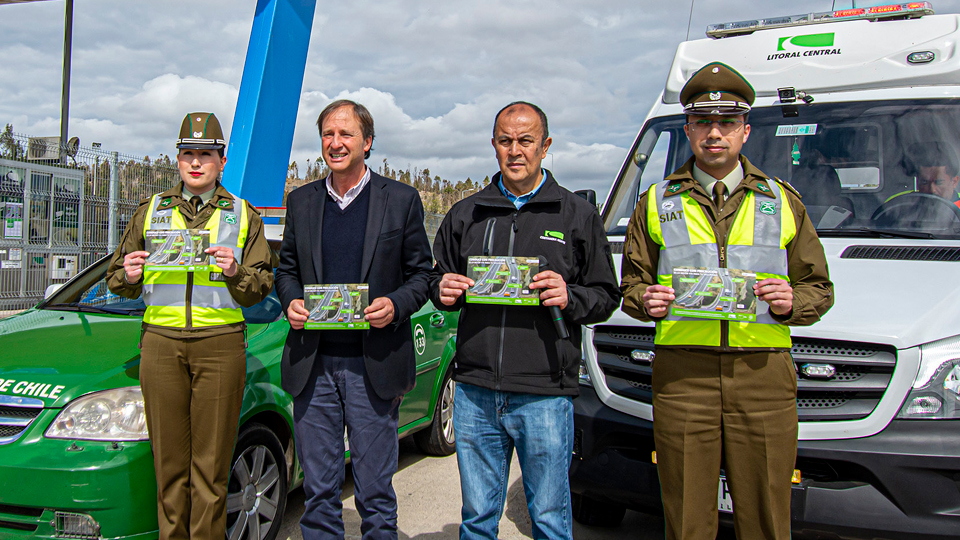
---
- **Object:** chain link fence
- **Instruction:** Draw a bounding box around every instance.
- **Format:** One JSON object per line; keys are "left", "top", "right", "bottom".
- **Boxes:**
{"left": 0, "top": 131, "right": 179, "bottom": 314}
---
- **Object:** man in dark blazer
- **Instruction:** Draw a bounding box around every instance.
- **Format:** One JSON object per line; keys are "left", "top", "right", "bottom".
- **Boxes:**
{"left": 275, "top": 99, "right": 432, "bottom": 540}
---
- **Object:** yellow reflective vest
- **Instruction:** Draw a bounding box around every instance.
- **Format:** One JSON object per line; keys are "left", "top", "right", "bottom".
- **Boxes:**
{"left": 141, "top": 194, "right": 249, "bottom": 328}
{"left": 646, "top": 179, "right": 796, "bottom": 348}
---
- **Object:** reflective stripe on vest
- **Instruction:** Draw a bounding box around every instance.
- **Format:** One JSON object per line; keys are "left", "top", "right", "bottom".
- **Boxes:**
{"left": 646, "top": 180, "right": 796, "bottom": 348}
{"left": 141, "top": 193, "right": 248, "bottom": 328}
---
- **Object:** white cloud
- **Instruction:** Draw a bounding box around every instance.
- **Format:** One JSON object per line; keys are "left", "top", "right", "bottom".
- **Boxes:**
{"left": 6, "top": 0, "right": 960, "bottom": 201}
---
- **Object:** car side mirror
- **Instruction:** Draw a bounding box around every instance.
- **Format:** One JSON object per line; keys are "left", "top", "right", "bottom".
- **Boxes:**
{"left": 44, "top": 283, "right": 64, "bottom": 299}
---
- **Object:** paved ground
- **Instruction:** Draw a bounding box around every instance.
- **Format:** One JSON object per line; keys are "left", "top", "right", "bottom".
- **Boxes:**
{"left": 277, "top": 438, "right": 736, "bottom": 540}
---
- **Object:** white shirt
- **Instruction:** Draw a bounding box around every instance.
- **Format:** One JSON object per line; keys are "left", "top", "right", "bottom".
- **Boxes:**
{"left": 692, "top": 162, "right": 744, "bottom": 201}
{"left": 325, "top": 167, "right": 371, "bottom": 210}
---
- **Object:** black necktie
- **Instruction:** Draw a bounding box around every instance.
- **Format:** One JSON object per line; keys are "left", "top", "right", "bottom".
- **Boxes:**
{"left": 190, "top": 196, "right": 203, "bottom": 214}
{"left": 712, "top": 182, "right": 726, "bottom": 210}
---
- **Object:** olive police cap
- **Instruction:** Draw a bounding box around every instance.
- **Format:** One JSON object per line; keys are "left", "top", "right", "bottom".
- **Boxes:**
{"left": 176, "top": 112, "right": 226, "bottom": 150}
{"left": 679, "top": 62, "right": 755, "bottom": 115}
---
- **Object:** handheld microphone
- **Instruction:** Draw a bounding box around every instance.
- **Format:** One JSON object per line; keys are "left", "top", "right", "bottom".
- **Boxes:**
{"left": 538, "top": 256, "right": 570, "bottom": 340}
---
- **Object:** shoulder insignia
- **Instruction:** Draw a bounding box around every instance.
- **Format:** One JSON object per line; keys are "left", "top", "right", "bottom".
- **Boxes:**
{"left": 159, "top": 197, "right": 172, "bottom": 208}
{"left": 218, "top": 199, "right": 231, "bottom": 208}
{"left": 667, "top": 183, "right": 682, "bottom": 194}
{"left": 773, "top": 177, "right": 801, "bottom": 198}
{"left": 756, "top": 181, "right": 771, "bottom": 193}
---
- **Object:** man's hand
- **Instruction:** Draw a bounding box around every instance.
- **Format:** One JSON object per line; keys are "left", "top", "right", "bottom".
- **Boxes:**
{"left": 122, "top": 250, "right": 150, "bottom": 284}
{"left": 286, "top": 298, "right": 309, "bottom": 330}
{"left": 206, "top": 247, "right": 238, "bottom": 278}
{"left": 642, "top": 285, "right": 675, "bottom": 318}
{"left": 529, "top": 270, "right": 568, "bottom": 309}
{"left": 364, "top": 297, "right": 396, "bottom": 328}
{"left": 755, "top": 278, "right": 793, "bottom": 316}
{"left": 438, "top": 273, "right": 474, "bottom": 306}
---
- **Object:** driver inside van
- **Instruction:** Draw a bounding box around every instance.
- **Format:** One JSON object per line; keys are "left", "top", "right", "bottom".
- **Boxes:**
{"left": 892, "top": 142, "right": 960, "bottom": 208}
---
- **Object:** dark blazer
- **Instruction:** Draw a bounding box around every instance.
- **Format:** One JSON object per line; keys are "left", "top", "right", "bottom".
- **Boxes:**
{"left": 276, "top": 172, "right": 433, "bottom": 400}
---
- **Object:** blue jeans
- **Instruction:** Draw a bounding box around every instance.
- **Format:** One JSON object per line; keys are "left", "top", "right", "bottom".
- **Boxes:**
{"left": 453, "top": 383, "right": 574, "bottom": 540}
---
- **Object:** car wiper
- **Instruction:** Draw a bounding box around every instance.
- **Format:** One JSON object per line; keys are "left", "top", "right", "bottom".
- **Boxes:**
{"left": 46, "top": 303, "right": 136, "bottom": 315}
{"left": 817, "top": 227, "right": 938, "bottom": 239}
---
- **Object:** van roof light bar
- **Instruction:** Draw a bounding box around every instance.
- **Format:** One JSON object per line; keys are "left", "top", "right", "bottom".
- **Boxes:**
{"left": 706, "top": 2, "right": 934, "bottom": 39}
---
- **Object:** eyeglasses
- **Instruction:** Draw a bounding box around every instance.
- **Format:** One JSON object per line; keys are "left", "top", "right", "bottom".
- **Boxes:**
{"left": 686, "top": 119, "right": 745, "bottom": 134}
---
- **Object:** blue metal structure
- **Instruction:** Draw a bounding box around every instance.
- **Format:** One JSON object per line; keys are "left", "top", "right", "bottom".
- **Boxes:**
{"left": 222, "top": 0, "right": 316, "bottom": 212}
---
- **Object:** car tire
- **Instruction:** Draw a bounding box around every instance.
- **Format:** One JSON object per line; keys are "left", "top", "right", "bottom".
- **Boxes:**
{"left": 225, "top": 423, "right": 289, "bottom": 540}
{"left": 571, "top": 492, "right": 626, "bottom": 527}
{"left": 414, "top": 367, "right": 456, "bottom": 456}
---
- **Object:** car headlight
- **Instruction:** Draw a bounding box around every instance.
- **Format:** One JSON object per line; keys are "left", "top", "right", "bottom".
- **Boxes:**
{"left": 46, "top": 387, "right": 148, "bottom": 440}
{"left": 898, "top": 335, "right": 960, "bottom": 419}
{"left": 578, "top": 357, "right": 592, "bottom": 387}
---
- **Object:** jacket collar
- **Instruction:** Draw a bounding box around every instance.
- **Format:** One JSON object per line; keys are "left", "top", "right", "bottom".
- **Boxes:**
{"left": 155, "top": 181, "right": 237, "bottom": 211}
{"left": 475, "top": 169, "right": 564, "bottom": 208}
{"left": 663, "top": 155, "right": 778, "bottom": 199}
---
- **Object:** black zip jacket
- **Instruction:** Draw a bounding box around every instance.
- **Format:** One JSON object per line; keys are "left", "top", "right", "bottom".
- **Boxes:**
{"left": 430, "top": 171, "right": 621, "bottom": 396}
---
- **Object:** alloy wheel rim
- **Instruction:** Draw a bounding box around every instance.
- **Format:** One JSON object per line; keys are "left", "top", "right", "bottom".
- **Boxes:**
{"left": 226, "top": 444, "right": 281, "bottom": 540}
{"left": 440, "top": 379, "right": 455, "bottom": 444}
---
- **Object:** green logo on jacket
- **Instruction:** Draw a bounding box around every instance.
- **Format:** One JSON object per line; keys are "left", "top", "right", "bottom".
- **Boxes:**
{"left": 759, "top": 201, "right": 777, "bottom": 215}
{"left": 544, "top": 230, "right": 564, "bottom": 240}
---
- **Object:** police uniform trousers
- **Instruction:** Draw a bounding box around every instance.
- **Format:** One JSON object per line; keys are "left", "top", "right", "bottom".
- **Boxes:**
{"left": 652, "top": 348, "right": 798, "bottom": 540}
{"left": 140, "top": 330, "right": 246, "bottom": 540}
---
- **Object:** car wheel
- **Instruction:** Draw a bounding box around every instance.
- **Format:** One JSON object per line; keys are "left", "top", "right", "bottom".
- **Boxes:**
{"left": 414, "top": 368, "right": 456, "bottom": 456}
{"left": 226, "top": 423, "right": 289, "bottom": 540}
{"left": 571, "top": 492, "right": 626, "bottom": 527}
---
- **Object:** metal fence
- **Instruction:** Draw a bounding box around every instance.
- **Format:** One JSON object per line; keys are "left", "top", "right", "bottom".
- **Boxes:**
{"left": 0, "top": 131, "right": 179, "bottom": 313}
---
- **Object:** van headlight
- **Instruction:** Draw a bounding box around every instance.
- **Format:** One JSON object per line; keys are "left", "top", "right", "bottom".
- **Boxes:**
{"left": 898, "top": 335, "right": 960, "bottom": 419}
{"left": 46, "top": 387, "right": 148, "bottom": 440}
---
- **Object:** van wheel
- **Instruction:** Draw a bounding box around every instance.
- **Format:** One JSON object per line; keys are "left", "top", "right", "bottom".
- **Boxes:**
{"left": 571, "top": 492, "right": 626, "bottom": 527}
{"left": 415, "top": 368, "right": 456, "bottom": 456}
{"left": 225, "top": 423, "right": 289, "bottom": 540}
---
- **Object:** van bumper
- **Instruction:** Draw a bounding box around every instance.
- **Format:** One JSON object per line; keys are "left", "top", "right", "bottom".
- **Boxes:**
{"left": 571, "top": 386, "right": 960, "bottom": 540}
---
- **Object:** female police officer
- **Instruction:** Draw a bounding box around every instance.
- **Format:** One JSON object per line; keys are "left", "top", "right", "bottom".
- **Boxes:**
{"left": 107, "top": 112, "right": 274, "bottom": 539}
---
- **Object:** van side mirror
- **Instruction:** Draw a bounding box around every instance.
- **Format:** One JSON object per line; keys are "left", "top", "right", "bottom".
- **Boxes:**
{"left": 574, "top": 189, "right": 597, "bottom": 206}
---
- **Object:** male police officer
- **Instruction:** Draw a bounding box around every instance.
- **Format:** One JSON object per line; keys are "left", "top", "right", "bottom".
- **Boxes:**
{"left": 107, "top": 112, "right": 274, "bottom": 540}
{"left": 620, "top": 64, "right": 833, "bottom": 540}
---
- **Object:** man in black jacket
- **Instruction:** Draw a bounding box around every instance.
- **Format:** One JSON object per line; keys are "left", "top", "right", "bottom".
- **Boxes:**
{"left": 431, "top": 102, "right": 621, "bottom": 540}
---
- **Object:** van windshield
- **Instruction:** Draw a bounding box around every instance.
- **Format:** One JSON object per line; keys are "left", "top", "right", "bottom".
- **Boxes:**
{"left": 604, "top": 99, "right": 960, "bottom": 239}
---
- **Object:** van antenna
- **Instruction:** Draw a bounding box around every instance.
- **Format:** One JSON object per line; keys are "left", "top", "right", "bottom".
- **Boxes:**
{"left": 685, "top": 0, "right": 695, "bottom": 41}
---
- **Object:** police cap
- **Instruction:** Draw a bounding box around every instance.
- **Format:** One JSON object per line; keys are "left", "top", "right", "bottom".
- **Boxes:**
{"left": 176, "top": 112, "right": 226, "bottom": 150}
{"left": 679, "top": 62, "right": 755, "bottom": 116}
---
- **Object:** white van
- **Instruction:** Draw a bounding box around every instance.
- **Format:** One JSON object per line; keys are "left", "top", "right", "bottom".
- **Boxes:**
{"left": 571, "top": 3, "right": 960, "bottom": 538}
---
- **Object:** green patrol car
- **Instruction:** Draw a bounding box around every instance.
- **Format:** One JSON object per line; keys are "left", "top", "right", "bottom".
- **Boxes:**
{"left": 0, "top": 236, "right": 458, "bottom": 540}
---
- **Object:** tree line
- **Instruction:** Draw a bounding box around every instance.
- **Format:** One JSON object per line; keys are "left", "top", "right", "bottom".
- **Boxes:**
{"left": 286, "top": 157, "right": 489, "bottom": 215}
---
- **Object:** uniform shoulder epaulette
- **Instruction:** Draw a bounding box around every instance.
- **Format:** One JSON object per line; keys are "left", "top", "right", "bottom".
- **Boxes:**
{"left": 773, "top": 177, "right": 801, "bottom": 198}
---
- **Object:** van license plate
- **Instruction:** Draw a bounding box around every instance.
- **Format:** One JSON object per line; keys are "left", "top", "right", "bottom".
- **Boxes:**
{"left": 718, "top": 475, "right": 733, "bottom": 513}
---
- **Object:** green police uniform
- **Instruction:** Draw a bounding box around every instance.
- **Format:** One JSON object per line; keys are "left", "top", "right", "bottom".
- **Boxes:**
{"left": 620, "top": 64, "right": 834, "bottom": 540}
{"left": 106, "top": 113, "right": 273, "bottom": 540}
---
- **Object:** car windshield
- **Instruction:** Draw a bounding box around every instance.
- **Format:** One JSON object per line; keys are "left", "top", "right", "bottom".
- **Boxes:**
{"left": 42, "top": 255, "right": 283, "bottom": 324}
{"left": 604, "top": 98, "right": 960, "bottom": 239}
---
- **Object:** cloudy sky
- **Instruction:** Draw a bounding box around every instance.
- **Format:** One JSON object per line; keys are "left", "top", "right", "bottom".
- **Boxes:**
{"left": 3, "top": 0, "right": 960, "bottom": 202}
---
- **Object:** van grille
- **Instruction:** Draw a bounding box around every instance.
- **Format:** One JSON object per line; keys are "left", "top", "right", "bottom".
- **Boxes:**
{"left": 592, "top": 325, "right": 896, "bottom": 421}
{"left": 0, "top": 396, "right": 44, "bottom": 445}
{"left": 841, "top": 245, "right": 960, "bottom": 261}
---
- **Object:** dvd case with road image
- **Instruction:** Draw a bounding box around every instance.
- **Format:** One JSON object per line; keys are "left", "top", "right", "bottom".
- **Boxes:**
{"left": 465, "top": 256, "right": 539, "bottom": 305}
{"left": 144, "top": 229, "right": 211, "bottom": 272}
{"left": 670, "top": 266, "right": 757, "bottom": 321}
{"left": 303, "top": 284, "right": 370, "bottom": 329}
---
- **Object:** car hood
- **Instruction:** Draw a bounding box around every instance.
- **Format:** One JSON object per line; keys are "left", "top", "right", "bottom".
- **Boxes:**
{"left": 607, "top": 238, "right": 960, "bottom": 351}
{"left": 791, "top": 238, "right": 960, "bottom": 350}
{"left": 0, "top": 309, "right": 143, "bottom": 408}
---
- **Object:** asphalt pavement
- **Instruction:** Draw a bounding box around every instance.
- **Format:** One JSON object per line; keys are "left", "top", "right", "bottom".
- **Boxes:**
{"left": 278, "top": 438, "right": 737, "bottom": 540}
